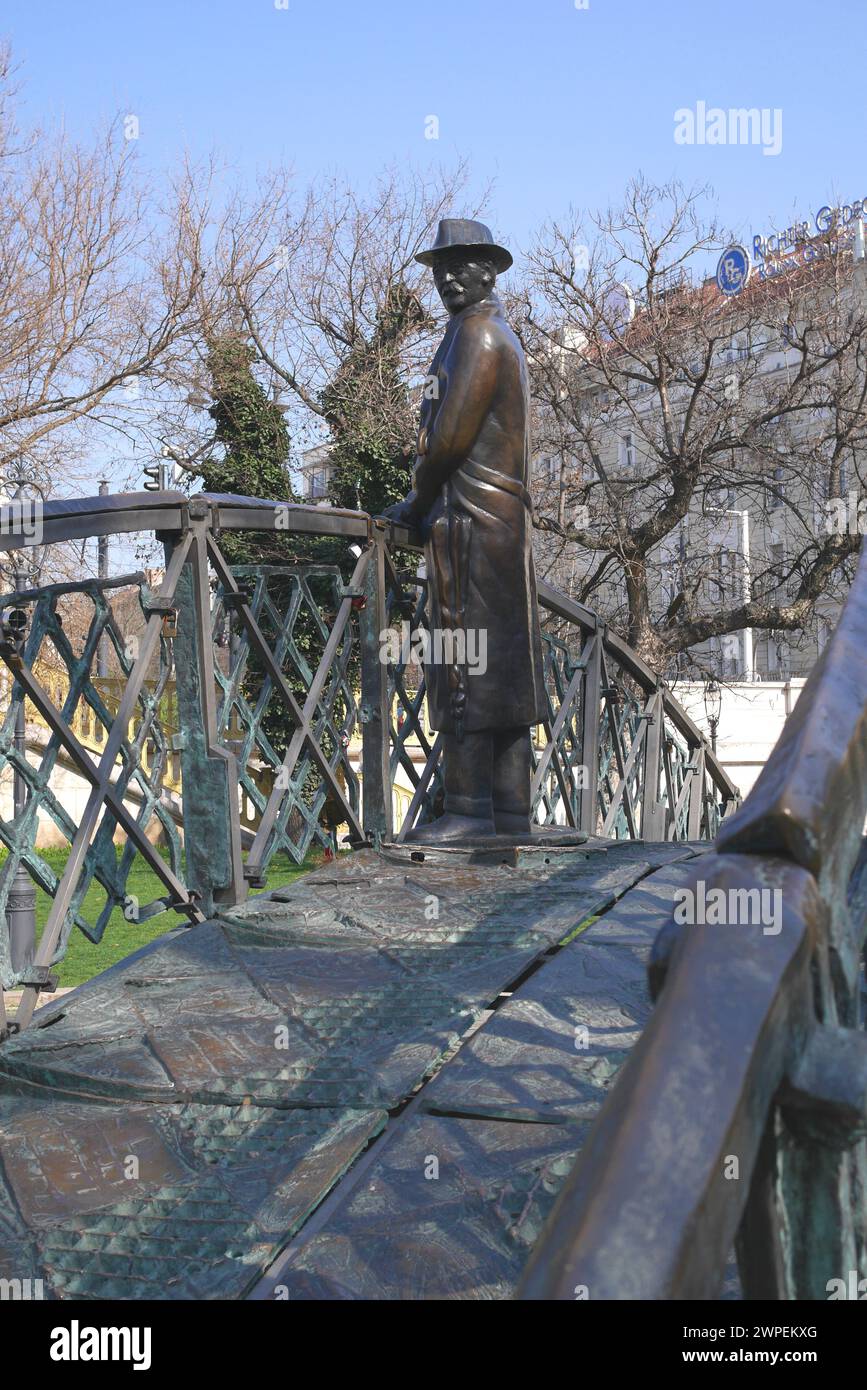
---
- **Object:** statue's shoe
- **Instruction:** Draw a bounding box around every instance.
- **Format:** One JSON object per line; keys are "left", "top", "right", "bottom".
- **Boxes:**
{"left": 403, "top": 814, "right": 496, "bottom": 845}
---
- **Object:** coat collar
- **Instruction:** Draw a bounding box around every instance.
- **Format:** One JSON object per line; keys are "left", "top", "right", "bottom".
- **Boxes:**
{"left": 450, "top": 292, "right": 503, "bottom": 324}
{"left": 435, "top": 294, "right": 502, "bottom": 356}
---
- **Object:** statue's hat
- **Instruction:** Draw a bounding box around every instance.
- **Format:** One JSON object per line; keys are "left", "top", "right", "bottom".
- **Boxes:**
{"left": 415, "top": 218, "right": 512, "bottom": 272}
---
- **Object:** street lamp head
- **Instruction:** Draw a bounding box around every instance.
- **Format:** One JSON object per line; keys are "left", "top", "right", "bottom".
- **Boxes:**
{"left": 704, "top": 677, "right": 722, "bottom": 726}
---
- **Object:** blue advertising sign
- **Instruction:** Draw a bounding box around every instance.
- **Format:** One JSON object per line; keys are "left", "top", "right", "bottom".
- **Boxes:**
{"left": 716, "top": 245, "right": 751, "bottom": 296}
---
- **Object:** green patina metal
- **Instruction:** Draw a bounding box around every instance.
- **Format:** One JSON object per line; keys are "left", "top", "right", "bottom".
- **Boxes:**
{"left": 170, "top": 539, "right": 241, "bottom": 917}
{"left": 0, "top": 490, "right": 768, "bottom": 1303}
{"left": 0, "top": 499, "right": 734, "bottom": 1000}
{"left": 0, "top": 839, "right": 703, "bottom": 1299}
{"left": 0, "top": 574, "right": 183, "bottom": 987}
{"left": 213, "top": 563, "right": 361, "bottom": 871}
{"left": 519, "top": 547, "right": 867, "bottom": 1302}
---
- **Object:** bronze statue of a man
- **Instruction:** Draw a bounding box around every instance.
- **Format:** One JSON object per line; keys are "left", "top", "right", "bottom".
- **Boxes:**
{"left": 384, "top": 219, "right": 547, "bottom": 844}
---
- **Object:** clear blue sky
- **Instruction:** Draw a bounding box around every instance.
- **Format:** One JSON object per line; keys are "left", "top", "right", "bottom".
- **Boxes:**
{"left": 4, "top": 0, "right": 866, "bottom": 257}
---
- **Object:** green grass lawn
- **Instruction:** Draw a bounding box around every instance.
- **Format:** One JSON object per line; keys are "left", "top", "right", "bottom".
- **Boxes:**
{"left": 2, "top": 843, "right": 320, "bottom": 988}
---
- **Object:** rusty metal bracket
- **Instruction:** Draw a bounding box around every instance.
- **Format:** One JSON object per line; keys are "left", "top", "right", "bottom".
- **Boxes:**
{"left": 17, "top": 965, "right": 58, "bottom": 992}
{"left": 244, "top": 863, "right": 267, "bottom": 888}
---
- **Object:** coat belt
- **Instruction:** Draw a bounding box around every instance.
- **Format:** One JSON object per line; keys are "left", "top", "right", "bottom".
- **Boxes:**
{"left": 459, "top": 457, "right": 533, "bottom": 511}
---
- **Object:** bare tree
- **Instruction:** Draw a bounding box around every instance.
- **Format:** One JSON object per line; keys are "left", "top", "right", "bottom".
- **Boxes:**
{"left": 133, "top": 161, "right": 485, "bottom": 515}
{"left": 214, "top": 162, "right": 485, "bottom": 510}
{"left": 519, "top": 177, "right": 866, "bottom": 673}
{"left": 0, "top": 53, "right": 203, "bottom": 490}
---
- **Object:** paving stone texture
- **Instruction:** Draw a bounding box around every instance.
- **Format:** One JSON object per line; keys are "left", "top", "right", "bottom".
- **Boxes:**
{"left": 0, "top": 839, "right": 706, "bottom": 1299}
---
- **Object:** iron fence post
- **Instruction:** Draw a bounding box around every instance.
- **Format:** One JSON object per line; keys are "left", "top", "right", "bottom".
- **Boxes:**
{"left": 642, "top": 687, "right": 667, "bottom": 840}
{"left": 687, "top": 743, "right": 707, "bottom": 839}
{"left": 579, "top": 633, "right": 601, "bottom": 835}
{"left": 1, "top": 457, "right": 43, "bottom": 976}
{"left": 359, "top": 524, "right": 392, "bottom": 847}
{"left": 169, "top": 503, "right": 245, "bottom": 914}
{"left": 7, "top": 557, "right": 36, "bottom": 975}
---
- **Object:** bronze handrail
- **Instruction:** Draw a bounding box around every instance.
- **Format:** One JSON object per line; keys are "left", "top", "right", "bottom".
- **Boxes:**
{"left": 519, "top": 544, "right": 867, "bottom": 1301}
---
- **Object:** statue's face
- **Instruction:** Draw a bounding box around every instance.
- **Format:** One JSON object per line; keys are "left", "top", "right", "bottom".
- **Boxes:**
{"left": 432, "top": 251, "right": 496, "bottom": 315}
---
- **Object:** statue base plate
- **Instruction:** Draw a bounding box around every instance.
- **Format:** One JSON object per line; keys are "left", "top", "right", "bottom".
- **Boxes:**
{"left": 381, "top": 826, "right": 610, "bottom": 867}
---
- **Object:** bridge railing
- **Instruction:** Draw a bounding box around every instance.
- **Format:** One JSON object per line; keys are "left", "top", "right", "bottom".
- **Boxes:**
{"left": 519, "top": 543, "right": 867, "bottom": 1301}
{"left": 0, "top": 490, "right": 738, "bottom": 1034}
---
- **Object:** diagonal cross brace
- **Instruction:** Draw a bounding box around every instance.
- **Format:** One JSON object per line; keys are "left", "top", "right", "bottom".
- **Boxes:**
{"left": 0, "top": 654, "right": 199, "bottom": 918}
{"left": 206, "top": 534, "right": 367, "bottom": 862}
{"left": 3, "top": 534, "right": 202, "bottom": 1031}
{"left": 531, "top": 653, "right": 587, "bottom": 822}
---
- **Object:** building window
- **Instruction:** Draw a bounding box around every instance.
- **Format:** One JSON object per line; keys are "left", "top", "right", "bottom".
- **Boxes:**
{"left": 534, "top": 454, "right": 559, "bottom": 481}
{"left": 769, "top": 542, "right": 785, "bottom": 589}
{"left": 713, "top": 550, "right": 737, "bottom": 602}
{"left": 726, "top": 333, "right": 748, "bottom": 363}
{"left": 308, "top": 466, "right": 329, "bottom": 499}
{"left": 662, "top": 561, "right": 681, "bottom": 612}
{"left": 768, "top": 631, "right": 788, "bottom": 675}
{"left": 720, "top": 632, "right": 741, "bottom": 677}
{"left": 619, "top": 432, "right": 636, "bottom": 468}
{"left": 708, "top": 484, "right": 735, "bottom": 510}
{"left": 766, "top": 465, "right": 785, "bottom": 511}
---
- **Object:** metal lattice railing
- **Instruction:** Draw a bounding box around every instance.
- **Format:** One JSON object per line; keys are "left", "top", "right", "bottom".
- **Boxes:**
{"left": 213, "top": 564, "right": 361, "bottom": 872}
{"left": 0, "top": 490, "right": 740, "bottom": 1035}
{"left": 0, "top": 574, "right": 185, "bottom": 953}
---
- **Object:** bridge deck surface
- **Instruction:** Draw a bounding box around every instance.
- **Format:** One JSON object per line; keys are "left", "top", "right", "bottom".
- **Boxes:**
{"left": 0, "top": 839, "right": 706, "bottom": 1300}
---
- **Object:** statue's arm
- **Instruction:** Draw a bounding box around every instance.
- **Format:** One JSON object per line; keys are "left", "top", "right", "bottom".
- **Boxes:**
{"left": 412, "top": 323, "right": 499, "bottom": 511}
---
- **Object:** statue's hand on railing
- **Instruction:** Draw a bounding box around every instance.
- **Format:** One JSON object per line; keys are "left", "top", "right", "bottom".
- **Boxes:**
{"left": 379, "top": 492, "right": 424, "bottom": 529}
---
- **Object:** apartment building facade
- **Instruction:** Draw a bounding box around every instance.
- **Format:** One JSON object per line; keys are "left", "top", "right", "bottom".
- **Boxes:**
{"left": 530, "top": 211, "right": 867, "bottom": 682}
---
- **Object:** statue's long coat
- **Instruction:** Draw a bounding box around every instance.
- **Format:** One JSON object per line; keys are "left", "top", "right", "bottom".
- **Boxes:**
{"left": 414, "top": 294, "right": 547, "bottom": 735}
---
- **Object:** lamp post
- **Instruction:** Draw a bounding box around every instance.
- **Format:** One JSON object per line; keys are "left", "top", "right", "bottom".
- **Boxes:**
{"left": 704, "top": 677, "right": 722, "bottom": 755}
{"left": 0, "top": 458, "right": 45, "bottom": 974}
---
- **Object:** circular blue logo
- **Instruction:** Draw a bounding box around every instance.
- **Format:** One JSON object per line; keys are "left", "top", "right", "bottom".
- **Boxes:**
{"left": 716, "top": 245, "right": 751, "bottom": 296}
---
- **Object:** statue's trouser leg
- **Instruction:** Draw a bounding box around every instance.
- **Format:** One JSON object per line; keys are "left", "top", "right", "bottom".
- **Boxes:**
{"left": 403, "top": 731, "right": 496, "bottom": 842}
{"left": 442, "top": 730, "right": 494, "bottom": 819}
{"left": 492, "top": 726, "right": 532, "bottom": 834}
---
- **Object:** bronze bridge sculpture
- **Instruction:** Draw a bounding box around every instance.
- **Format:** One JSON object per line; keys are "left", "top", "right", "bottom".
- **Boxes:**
{"left": 0, "top": 484, "right": 863, "bottom": 1300}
